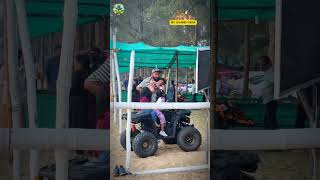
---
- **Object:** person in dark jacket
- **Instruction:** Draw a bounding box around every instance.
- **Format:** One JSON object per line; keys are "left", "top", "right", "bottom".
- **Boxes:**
{"left": 69, "top": 54, "right": 90, "bottom": 129}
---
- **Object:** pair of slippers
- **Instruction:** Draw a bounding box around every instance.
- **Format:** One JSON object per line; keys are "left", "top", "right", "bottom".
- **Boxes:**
{"left": 113, "top": 165, "right": 129, "bottom": 177}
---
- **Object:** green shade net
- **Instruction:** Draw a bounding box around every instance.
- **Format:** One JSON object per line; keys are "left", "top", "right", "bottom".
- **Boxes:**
{"left": 217, "top": 0, "right": 275, "bottom": 21}
{"left": 26, "top": 0, "right": 109, "bottom": 38}
{"left": 110, "top": 41, "right": 206, "bottom": 73}
{"left": 26, "top": 0, "right": 275, "bottom": 38}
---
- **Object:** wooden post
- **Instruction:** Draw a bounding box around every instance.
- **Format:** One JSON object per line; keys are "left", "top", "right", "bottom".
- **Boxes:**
{"left": 243, "top": 22, "right": 250, "bottom": 97}
{"left": 175, "top": 52, "right": 178, "bottom": 102}
{"left": 6, "top": 0, "right": 22, "bottom": 179}
{"left": 14, "top": 0, "right": 39, "bottom": 178}
{"left": 210, "top": 0, "right": 218, "bottom": 129}
{"left": 54, "top": 0, "right": 78, "bottom": 179}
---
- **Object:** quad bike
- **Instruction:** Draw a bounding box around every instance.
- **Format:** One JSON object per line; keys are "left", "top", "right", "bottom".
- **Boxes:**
{"left": 120, "top": 110, "right": 202, "bottom": 158}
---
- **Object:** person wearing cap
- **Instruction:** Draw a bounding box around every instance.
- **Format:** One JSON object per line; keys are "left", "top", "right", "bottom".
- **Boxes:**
{"left": 136, "top": 67, "right": 162, "bottom": 92}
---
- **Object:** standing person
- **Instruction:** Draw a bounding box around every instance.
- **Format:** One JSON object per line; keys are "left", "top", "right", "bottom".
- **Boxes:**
{"left": 258, "top": 56, "right": 278, "bottom": 129}
{"left": 123, "top": 75, "right": 129, "bottom": 91}
{"left": 84, "top": 59, "right": 109, "bottom": 128}
{"left": 44, "top": 46, "right": 61, "bottom": 92}
{"left": 167, "top": 80, "right": 175, "bottom": 102}
{"left": 138, "top": 76, "right": 143, "bottom": 84}
{"left": 88, "top": 47, "right": 104, "bottom": 74}
{"left": 132, "top": 78, "right": 140, "bottom": 102}
{"left": 191, "top": 79, "right": 197, "bottom": 102}
{"left": 69, "top": 54, "right": 90, "bottom": 129}
{"left": 136, "top": 67, "right": 162, "bottom": 92}
{"left": 84, "top": 55, "right": 109, "bottom": 160}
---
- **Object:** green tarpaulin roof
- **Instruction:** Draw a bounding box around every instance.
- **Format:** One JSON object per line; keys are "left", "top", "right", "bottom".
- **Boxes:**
{"left": 27, "top": 0, "right": 109, "bottom": 38}
{"left": 218, "top": 0, "right": 275, "bottom": 21}
{"left": 27, "top": 0, "right": 274, "bottom": 37}
{"left": 110, "top": 41, "right": 207, "bottom": 73}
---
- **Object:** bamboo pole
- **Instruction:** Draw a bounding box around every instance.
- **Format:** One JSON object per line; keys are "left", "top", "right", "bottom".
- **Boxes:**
{"left": 0, "top": 128, "right": 109, "bottom": 150}
{"left": 1, "top": 128, "right": 320, "bottom": 151}
{"left": 6, "top": 0, "right": 22, "bottom": 179}
{"left": 186, "top": 68, "right": 189, "bottom": 93}
{"left": 175, "top": 52, "right": 178, "bottom": 102}
{"left": 125, "top": 51, "right": 135, "bottom": 171}
{"left": 14, "top": 0, "right": 39, "bottom": 178}
{"left": 195, "top": 49, "right": 199, "bottom": 93}
{"left": 111, "top": 53, "right": 117, "bottom": 123}
{"left": 166, "top": 69, "right": 171, "bottom": 94}
{"left": 54, "top": 0, "right": 78, "bottom": 180}
{"left": 112, "top": 102, "right": 210, "bottom": 110}
{"left": 113, "top": 34, "right": 123, "bottom": 134}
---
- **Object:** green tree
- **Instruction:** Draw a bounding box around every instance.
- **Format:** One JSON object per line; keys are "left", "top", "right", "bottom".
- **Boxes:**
{"left": 110, "top": 0, "right": 209, "bottom": 46}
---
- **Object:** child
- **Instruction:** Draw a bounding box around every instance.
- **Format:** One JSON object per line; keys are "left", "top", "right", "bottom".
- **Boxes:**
{"left": 153, "top": 78, "right": 168, "bottom": 137}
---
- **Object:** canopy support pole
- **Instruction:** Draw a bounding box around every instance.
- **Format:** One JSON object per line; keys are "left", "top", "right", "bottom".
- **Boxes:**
{"left": 54, "top": 0, "right": 78, "bottom": 180}
{"left": 166, "top": 69, "right": 171, "bottom": 94}
{"left": 125, "top": 51, "right": 135, "bottom": 171}
{"left": 113, "top": 34, "right": 123, "bottom": 134}
{"left": 111, "top": 51, "right": 117, "bottom": 123}
{"left": 186, "top": 68, "right": 189, "bottom": 93}
{"left": 195, "top": 48, "right": 199, "bottom": 93}
{"left": 175, "top": 52, "right": 178, "bottom": 102}
{"left": 14, "top": 0, "right": 39, "bottom": 178}
{"left": 6, "top": 0, "right": 22, "bottom": 179}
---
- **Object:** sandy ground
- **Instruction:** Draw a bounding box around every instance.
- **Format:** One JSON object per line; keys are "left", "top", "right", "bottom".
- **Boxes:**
{"left": 110, "top": 109, "right": 210, "bottom": 180}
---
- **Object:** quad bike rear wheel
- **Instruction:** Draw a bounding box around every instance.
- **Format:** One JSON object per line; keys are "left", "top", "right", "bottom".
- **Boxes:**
{"left": 133, "top": 131, "right": 158, "bottom": 158}
{"left": 120, "top": 130, "right": 139, "bottom": 151}
{"left": 177, "top": 127, "right": 202, "bottom": 152}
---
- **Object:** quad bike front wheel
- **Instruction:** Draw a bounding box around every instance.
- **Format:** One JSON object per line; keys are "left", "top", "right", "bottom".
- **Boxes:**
{"left": 177, "top": 127, "right": 202, "bottom": 152}
{"left": 133, "top": 131, "right": 158, "bottom": 158}
{"left": 120, "top": 130, "right": 140, "bottom": 151}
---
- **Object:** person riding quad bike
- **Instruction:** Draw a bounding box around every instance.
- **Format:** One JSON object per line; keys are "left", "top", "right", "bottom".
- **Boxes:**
{"left": 120, "top": 109, "right": 202, "bottom": 158}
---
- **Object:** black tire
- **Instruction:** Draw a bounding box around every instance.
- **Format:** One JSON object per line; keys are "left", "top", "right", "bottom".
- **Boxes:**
{"left": 120, "top": 130, "right": 139, "bottom": 151}
{"left": 133, "top": 131, "right": 158, "bottom": 158}
{"left": 177, "top": 127, "right": 202, "bottom": 152}
{"left": 162, "top": 138, "right": 176, "bottom": 144}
